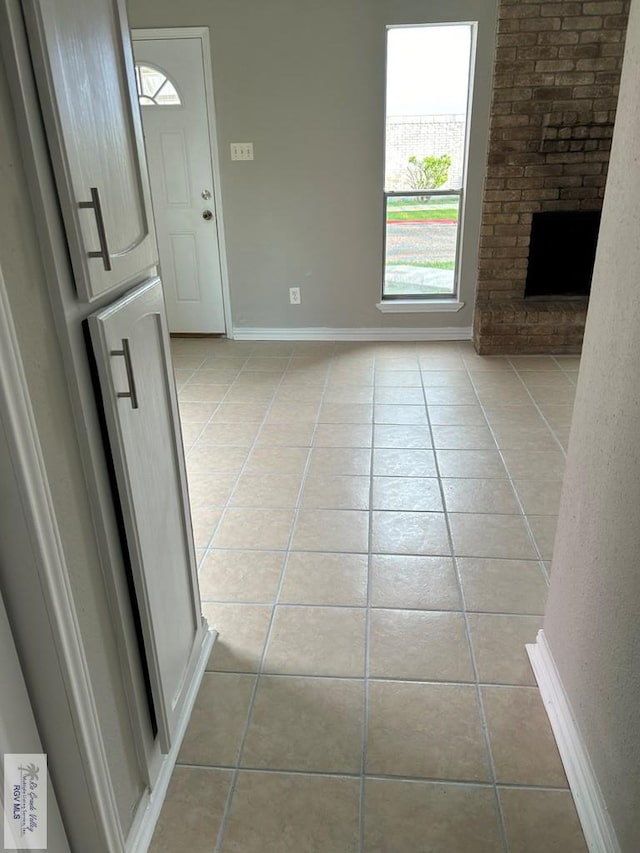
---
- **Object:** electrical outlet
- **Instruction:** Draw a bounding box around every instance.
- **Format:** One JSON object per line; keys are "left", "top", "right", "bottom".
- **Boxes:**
{"left": 230, "top": 142, "right": 254, "bottom": 161}
{"left": 289, "top": 287, "right": 301, "bottom": 305}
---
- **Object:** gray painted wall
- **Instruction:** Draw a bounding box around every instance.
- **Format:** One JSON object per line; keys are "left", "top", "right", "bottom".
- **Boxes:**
{"left": 543, "top": 1, "right": 640, "bottom": 848}
{"left": 0, "top": 60, "right": 145, "bottom": 839}
{"left": 127, "top": 0, "right": 498, "bottom": 331}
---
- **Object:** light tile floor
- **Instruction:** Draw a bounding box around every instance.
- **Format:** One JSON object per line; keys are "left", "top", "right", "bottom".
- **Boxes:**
{"left": 150, "top": 339, "right": 587, "bottom": 852}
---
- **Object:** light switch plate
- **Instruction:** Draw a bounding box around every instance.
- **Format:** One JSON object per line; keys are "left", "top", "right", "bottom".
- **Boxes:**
{"left": 230, "top": 142, "right": 254, "bottom": 161}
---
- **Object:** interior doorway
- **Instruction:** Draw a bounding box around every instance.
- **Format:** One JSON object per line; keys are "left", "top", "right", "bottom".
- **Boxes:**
{"left": 383, "top": 24, "right": 473, "bottom": 301}
{"left": 131, "top": 28, "right": 230, "bottom": 334}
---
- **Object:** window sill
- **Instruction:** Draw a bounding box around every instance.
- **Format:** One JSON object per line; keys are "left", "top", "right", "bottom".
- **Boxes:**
{"left": 376, "top": 299, "right": 465, "bottom": 314}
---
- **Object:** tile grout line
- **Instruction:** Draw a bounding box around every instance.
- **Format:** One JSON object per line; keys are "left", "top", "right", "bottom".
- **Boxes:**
{"left": 210, "top": 348, "right": 300, "bottom": 852}
{"left": 464, "top": 368, "right": 557, "bottom": 585}
{"left": 175, "top": 760, "right": 573, "bottom": 792}
{"left": 213, "top": 349, "right": 332, "bottom": 853}
{"left": 358, "top": 356, "right": 377, "bottom": 853}
{"left": 422, "top": 345, "right": 511, "bottom": 853}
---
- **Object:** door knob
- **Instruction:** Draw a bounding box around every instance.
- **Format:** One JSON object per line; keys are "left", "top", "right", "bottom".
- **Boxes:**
{"left": 202, "top": 209, "right": 213, "bottom": 221}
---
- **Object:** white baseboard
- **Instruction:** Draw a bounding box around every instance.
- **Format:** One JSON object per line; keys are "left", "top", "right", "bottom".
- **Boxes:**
{"left": 231, "top": 326, "right": 473, "bottom": 342}
{"left": 127, "top": 628, "right": 217, "bottom": 853}
{"left": 527, "top": 631, "right": 620, "bottom": 853}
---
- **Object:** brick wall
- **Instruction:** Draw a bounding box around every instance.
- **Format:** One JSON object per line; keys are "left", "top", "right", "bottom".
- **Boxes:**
{"left": 474, "top": 0, "right": 630, "bottom": 354}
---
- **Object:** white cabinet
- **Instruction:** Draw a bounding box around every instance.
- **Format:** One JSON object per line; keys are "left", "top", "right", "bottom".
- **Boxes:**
{"left": 88, "top": 278, "right": 206, "bottom": 752}
{"left": 23, "top": 0, "right": 157, "bottom": 301}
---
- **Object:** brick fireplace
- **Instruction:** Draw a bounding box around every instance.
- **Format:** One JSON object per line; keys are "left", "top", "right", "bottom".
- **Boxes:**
{"left": 473, "top": 0, "right": 630, "bottom": 355}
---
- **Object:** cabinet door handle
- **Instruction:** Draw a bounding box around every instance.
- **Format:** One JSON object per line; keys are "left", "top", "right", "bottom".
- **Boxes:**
{"left": 110, "top": 338, "right": 139, "bottom": 409}
{"left": 79, "top": 187, "right": 112, "bottom": 271}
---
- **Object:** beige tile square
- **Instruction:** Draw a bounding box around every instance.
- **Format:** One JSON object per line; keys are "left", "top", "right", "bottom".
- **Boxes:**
{"left": 371, "top": 511, "right": 450, "bottom": 556}
{"left": 201, "top": 356, "right": 250, "bottom": 370}
{"left": 197, "top": 421, "right": 260, "bottom": 446}
{"left": 229, "top": 473, "right": 302, "bottom": 508}
{"left": 179, "top": 400, "right": 218, "bottom": 423}
{"left": 212, "top": 509, "right": 295, "bottom": 550}
{"left": 181, "top": 422, "right": 206, "bottom": 449}
{"left": 243, "top": 356, "right": 289, "bottom": 372}
{"left": 253, "top": 421, "right": 315, "bottom": 447}
{"left": 187, "top": 473, "right": 238, "bottom": 507}
{"left": 528, "top": 515, "right": 558, "bottom": 560}
{"left": 178, "top": 672, "right": 255, "bottom": 766}
{"left": 491, "top": 423, "right": 559, "bottom": 451}
{"left": 318, "top": 402, "right": 373, "bottom": 423}
{"left": 482, "top": 686, "right": 568, "bottom": 786}
{"left": 203, "top": 603, "right": 272, "bottom": 672}
{"left": 241, "top": 676, "right": 364, "bottom": 773}
{"left": 432, "top": 425, "right": 496, "bottom": 450}
{"left": 366, "top": 681, "right": 489, "bottom": 781}
{"left": 499, "top": 787, "right": 588, "bottom": 853}
{"left": 457, "top": 558, "right": 548, "bottom": 615}
{"left": 179, "top": 383, "right": 229, "bottom": 403}
{"left": 373, "top": 424, "right": 432, "bottom": 448}
{"left": 442, "top": 478, "right": 520, "bottom": 514}
{"left": 374, "top": 404, "right": 428, "bottom": 425}
{"left": 244, "top": 446, "right": 309, "bottom": 476}
{"left": 468, "top": 614, "right": 542, "bottom": 686}
{"left": 375, "top": 386, "right": 425, "bottom": 404}
{"left": 223, "top": 385, "right": 275, "bottom": 403}
{"left": 273, "top": 384, "right": 324, "bottom": 403}
{"left": 308, "top": 447, "right": 371, "bottom": 476}
{"left": 513, "top": 479, "right": 563, "bottom": 515}
{"left": 291, "top": 509, "right": 369, "bottom": 553}
{"left": 149, "top": 766, "right": 231, "bottom": 853}
{"left": 424, "top": 387, "right": 479, "bottom": 406}
{"left": 187, "top": 445, "right": 248, "bottom": 475}
{"left": 501, "top": 450, "right": 566, "bottom": 480}
{"left": 301, "top": 474, "right": 370, "bottom": 510}
{"left": 364, "top": 779, "right": 502, "bottom": 853}
{"left": 374, "top": 370, "right": 422, "bottom": 387}
{"left": 279, "top": 552, "right": 368, "bottom": 606}
{"left": 428, "top": 405, "right": 487, "bottom": 426}
{"left": 265, "top": 402, "right": 321, "bottom": 424}
{"left": 372, "top": 477, "right": 442, "bottom": 512}
{"left": 221, "top": 771, "right": 359, "bottom": 853}
{"left": 436, "top": 449, "right": 507, "bottom": 479}
{"left": 264, "top": 606, "right": 366, "bottom": 676}
{"left": 190, "top": 507, "right": 223, "bottom": 549}
{"left": 370, "top": 555, "right": 461, "bottom": 610}
{"left": 421, "top": 370, "right": 472, "bottom": 388}
{"left": 172, "top": 354, "right": 206, "bottom": 371}
{"left": 312, "top": 423, "right": 372, "bottom": 448}
{"left": 323, "top": 385, "right": 374, "bottom": 404}
{"left": 369, "top": 610, "right": 473, "bottom": 682}
{"left": 449, "top": 514, "right": 537, "bottom": 560}
{"left": 199, "top": 550, "right": 284, "bottom": 603}
{"left": 210, "top": 402, "right": 269, "bottom": 422}
{"left": 188, "top": 368, "right": 240, "bottom": 385}
{"left": 372, "top": 448, "right": 436, "bottom": 477}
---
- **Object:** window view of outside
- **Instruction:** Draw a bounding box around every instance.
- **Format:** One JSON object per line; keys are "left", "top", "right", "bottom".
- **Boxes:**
{"left": 384, "top": 25, "right": 472, "bottom": 298}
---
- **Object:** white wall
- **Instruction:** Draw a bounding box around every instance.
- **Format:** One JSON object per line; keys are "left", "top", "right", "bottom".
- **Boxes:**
{"left": 0, "top": 59, "right": 146, "bottom": 840}
{"left": 543, "top": 1, "right": 640, "bottom": 848}
{"left": 127, "top": 0, "right": 498, "bottom": 332}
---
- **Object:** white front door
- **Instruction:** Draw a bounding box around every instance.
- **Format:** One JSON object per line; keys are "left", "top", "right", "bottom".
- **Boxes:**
{"left": 132, "top": 34, "right": 226, "bottom": 333}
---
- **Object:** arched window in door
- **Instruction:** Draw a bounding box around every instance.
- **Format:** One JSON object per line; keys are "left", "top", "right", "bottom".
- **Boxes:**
{"left": 134, "top": 63, "right": 182, "bottom": 106}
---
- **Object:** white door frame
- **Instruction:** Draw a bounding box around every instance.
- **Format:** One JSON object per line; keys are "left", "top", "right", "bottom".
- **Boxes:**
{"left": 132, "top": 26, "right": 233, "bottom": 338}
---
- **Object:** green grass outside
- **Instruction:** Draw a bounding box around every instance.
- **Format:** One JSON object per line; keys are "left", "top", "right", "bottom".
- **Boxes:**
{"left": 386, "top": 260, "right": 455, "bottom": 270}
{"left": 386, "top": 208, "right": 458, "bottom": 222}
{"left": 387, "top": 195, "right": 456, "bottom": 207}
